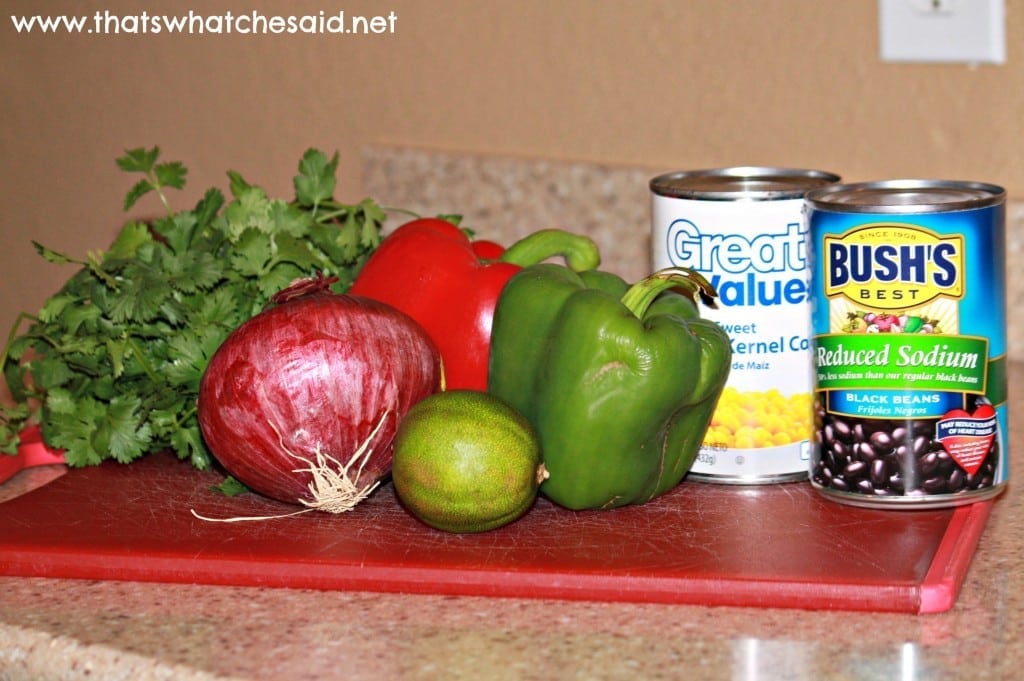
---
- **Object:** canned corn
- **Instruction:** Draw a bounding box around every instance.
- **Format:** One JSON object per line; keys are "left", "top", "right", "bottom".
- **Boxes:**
{"left": 650, "top": 167, "right": 840, "bottom": 484}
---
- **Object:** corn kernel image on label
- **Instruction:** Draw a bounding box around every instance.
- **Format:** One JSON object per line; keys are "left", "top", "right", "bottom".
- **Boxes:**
{"left": 806, "top": 180, "right": 1009, "bottom": 509}
{"left": 650, "top": 167, "right": 839, "bottom": 483}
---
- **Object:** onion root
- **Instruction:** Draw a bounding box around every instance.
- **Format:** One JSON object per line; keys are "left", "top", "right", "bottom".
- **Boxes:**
{"left": 191, "top": 410, "right": 390, "bottom": 522}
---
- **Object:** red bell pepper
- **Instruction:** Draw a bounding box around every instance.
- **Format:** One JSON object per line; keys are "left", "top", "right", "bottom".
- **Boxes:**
{"left": 348, "top": 218, "right": 600, "bottom": 391}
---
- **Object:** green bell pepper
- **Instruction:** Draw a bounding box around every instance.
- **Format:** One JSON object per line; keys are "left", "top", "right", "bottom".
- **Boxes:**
{"left": 488, "top": 265, "right": 731, "bottom": 510}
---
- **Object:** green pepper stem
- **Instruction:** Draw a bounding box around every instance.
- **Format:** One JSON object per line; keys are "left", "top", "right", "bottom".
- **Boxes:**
{"left": 620, "top": 268, "right": 719, "bottom": 319}
{"left": 498, "top": 229, "right": 601, "bottom": 272}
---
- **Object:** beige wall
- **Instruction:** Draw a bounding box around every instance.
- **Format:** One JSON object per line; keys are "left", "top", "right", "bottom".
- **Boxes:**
{"left": 2, "top": 0, "right": 1022, "bottom": 342}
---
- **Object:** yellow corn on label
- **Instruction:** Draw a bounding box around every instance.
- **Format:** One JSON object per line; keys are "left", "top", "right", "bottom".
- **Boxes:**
{"left": 705, "top": 388, "right": 813, "bottom": 450}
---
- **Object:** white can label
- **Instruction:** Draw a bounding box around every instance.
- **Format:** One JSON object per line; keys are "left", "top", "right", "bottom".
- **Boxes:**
{"left": 652, "top": 194, "right": 812, "bottom": 479}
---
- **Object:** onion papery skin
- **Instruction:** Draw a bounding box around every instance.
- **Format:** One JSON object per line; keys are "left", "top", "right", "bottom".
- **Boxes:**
{"left": 197, "top": 290, "right": 442, "bottom": 506}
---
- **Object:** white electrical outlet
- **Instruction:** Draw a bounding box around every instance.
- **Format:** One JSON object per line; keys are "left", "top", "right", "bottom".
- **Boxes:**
{"left": 879, "top": 0, "right": 1006, "bottom": 64}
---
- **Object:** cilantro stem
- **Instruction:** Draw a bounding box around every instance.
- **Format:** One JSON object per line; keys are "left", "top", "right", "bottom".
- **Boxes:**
{"left": 1, "top": 312, "right": 41, "bottom": 370}
{"left": 125, "top": 336, "right": 160, "bottom": 383}
{"left": 152, "top": 184, "right": 173, "bottom": 217}
{"left": 311, "top": 202, "right": 419, "bottom": 225}
{"left": 382, "top": 206, "right": 421, "bottom": 220}
{"left": 144, "top": 168, "right": 175, "bottom": 217}
{"left": 312, "top": 207, "right": 350, "bottom": 223}
{"left": 176, "top": 404, "right": 197, "bottom": 429}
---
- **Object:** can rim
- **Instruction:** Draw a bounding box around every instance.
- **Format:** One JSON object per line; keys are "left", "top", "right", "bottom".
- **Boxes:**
{"left": 650, "top": 167, "right": 841, "bottom": 201}
{"left": 805, "top": 179, "right": 1006, "bottom": 214}
{"left": 810, "top": 479, "right": 1006, "bottom": 510}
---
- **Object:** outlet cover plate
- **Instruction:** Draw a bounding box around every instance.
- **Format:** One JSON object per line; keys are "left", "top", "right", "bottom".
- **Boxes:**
{"left": 879, "top": 0, "right": 1006, "bottom": 64}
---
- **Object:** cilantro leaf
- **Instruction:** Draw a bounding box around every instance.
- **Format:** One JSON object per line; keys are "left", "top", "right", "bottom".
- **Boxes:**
{"left": 258, "top": 263, "right": 305, "bottom": 299}
{"left": 163, "top": 324, "right": 226, "bottom": 392}
{"left": 360, "top": 198, "right": 388, "bottom": 229}
{"left": 123, "top": 179, "right": 155, "bottom": 211}
{"left": 152, "top": 212, "right": 197, "bottom": 256}
{"left": 101, "top": 395, "right": 154, "bottom": 463}
{"left": 28, "top": 357, "right": 75, "bottom": 390}
{"left": 271, "top": 232, "right": 318, "bottom": 271}
{"left": 268, "top": 199, "right": 313, "bottom": 238}
{"left": 169, "top": 251, "right": 223, "bottom": 292}
{"left": 294, "top": 149, "right": 339, "bottom": 210}
{"left": 44, "top": 392, "right": 153, "bottom": 465}
{"left": 63, "top": 304, "right": 102, "bottom": 336}
{"left": 219, "top": 186, "right": 273, "bottom": 238}
{"left": 193, "top": 188, "right": 225, "bottom": 233}
{"left": 116, "top": 147, "right": 160, "bottom": 173}
{"left": 107, "top": 222, "right": 155, "bottom": 260}
{"left": 0, "top": 403, "right": 31, "bottom": 455}
{"left": 38, "top": 294, "right": 76, "bottom": 324}
{"left": 33, "top": 241, "right": 82, "bottom": 266}
{"left": 42, "top": 392, "right": 106, "bottom": 466}
{"left": 153, "top": 161, "right": 187, "bottom": 191}
{"left": 226, "top": 169, "right": 252, "bottom": 198}
{"left": 105, "top": 264, "right": 173, "bottom": 324}
{"left": 211, "top": 475, "right": 250, "bottom": 496}
{"left": 172, "top": 423, "right": 212, "bottom": 470}
{"left": 229, "top": 228, "right": 272, "bottom": 278}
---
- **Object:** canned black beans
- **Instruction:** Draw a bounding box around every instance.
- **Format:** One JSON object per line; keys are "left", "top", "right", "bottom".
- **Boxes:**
{"left": 806, "top": 180, "right": 1008, "bottom": 509}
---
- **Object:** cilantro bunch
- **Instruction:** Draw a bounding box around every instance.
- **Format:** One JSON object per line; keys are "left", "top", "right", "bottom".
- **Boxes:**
{"left": 1, "top": 147, "right": 389, "bottom": 469}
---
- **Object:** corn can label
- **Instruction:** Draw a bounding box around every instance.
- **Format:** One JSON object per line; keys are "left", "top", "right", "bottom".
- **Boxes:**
{"left": 806, "top": 180, "right": 1009, "bottom": 508}
{"left": 650, "top": 168, "right": 839, "bottom": 483}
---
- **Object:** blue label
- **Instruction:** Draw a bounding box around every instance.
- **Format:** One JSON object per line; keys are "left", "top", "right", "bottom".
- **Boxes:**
{"left": 828, "top": 389, "right": 963, "bottom": 419}
{"left": 808, "top": 198, "right": 1010, "bottom": 493}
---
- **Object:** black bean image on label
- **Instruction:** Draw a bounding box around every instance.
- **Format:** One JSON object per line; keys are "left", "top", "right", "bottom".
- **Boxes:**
{"left": 811, "top": 394, "right": 998, "bottom": 499}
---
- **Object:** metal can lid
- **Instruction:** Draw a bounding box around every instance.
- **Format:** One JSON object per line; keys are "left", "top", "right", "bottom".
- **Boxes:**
{"left": 805, "top": 179, "right": 1006, "bottom": 214}
{"left": 650, "top": 167, "right": 840, "bottom": 201}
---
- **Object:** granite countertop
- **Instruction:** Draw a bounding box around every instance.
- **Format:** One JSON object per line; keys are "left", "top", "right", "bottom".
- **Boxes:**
{"left": 0, "top": 362, "right": 1018, "bottom": 681}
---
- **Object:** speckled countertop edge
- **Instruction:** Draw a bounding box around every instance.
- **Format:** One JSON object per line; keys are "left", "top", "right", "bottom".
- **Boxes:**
{"left": 362, "top": 145, "right": 1024, "bottom": 362}
{"left": 0, "top": 622, "right": 239, "bottom": 681}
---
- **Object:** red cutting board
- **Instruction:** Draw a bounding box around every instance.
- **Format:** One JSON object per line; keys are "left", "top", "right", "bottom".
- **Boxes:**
{"left": 0, "top": 452, "right": 991, "bottom": 614}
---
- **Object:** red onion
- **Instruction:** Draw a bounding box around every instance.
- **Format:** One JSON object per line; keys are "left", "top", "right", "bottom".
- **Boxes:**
{"left": 197, "top": 275, "right": 442, "bottom": 511}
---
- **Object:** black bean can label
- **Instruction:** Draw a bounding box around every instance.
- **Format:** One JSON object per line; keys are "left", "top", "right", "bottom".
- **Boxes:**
{"left": 806, "top": 180, "right": 1009, "bottom": 509}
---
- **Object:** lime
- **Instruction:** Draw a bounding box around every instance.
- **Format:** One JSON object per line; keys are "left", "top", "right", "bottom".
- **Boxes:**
{"left": 392, "top": 390, "right": 546, "bottom": 533}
